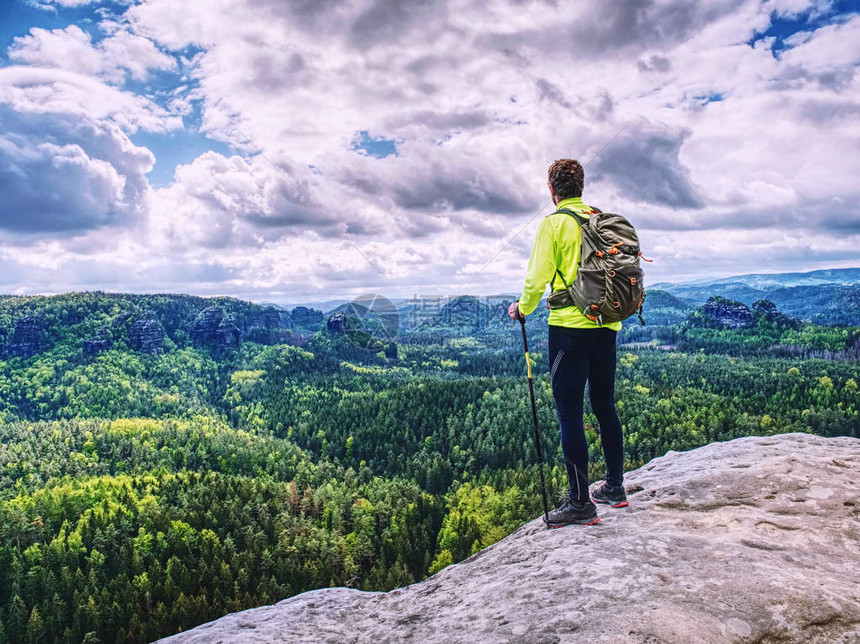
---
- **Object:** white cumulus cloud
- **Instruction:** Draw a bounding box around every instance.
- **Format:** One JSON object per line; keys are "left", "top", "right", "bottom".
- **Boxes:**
{"left": 1, "top": 0, "right": 858, "bottom": 298}
{"left": 0, "top": 108, "right": 153, "bottom": 234}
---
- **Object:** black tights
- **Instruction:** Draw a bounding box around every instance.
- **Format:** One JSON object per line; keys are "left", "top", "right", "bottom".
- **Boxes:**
{"left": 548, "top": 325, "right": 624, "bottom": 501}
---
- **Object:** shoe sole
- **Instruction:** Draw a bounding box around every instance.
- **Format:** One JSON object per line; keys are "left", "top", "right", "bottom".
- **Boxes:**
{"left": 591, "top": 496, "right": 628, "bottom": 508}
{"left": 545, "top": 516, "right": 600, "bottom": 529}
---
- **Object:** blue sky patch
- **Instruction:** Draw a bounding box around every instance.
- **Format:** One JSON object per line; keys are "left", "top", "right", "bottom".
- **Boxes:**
{"left": 0, "top": 2, "right": 85, "bottom": 63}
{"left": 129, "top": 100, "right": 235, "bottom": 188}
{"left": 130, "top": 99, "right": 234, "bottom": 187}
{"left": 0, "top": 0, "right": 134, "bottom": 64}
{"left": 131, "top": 129, "right": 234, "bottom": 187}
{"left": 748, "top": 0, "right": 860, "bottom": 57}
{"left": 693, "top": 93, "right": 724, "bottom": 105}
{"left": 352, "top": 130, "right": 397, "bottom": 159}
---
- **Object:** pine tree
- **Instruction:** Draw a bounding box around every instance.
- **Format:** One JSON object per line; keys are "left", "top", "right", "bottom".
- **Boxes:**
{"left": 6, "top": 595, "right": 28, "bottom": 643}
{"left": 25, "top": 607, "right": 45, "bottom": 644}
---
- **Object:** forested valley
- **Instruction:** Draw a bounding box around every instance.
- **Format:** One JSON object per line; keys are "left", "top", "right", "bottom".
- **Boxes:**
{"left": 0, "top": 290, "right": 857, "bottom": 643}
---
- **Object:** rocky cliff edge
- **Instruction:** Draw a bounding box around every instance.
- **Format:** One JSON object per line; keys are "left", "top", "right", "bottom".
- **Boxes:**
{"left": 159, "top": 433, "right": 860, "bottom": 644}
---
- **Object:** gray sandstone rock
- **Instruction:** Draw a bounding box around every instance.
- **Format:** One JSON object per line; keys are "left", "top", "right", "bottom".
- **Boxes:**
{"left": 157, "top": 433, "right": 860, "bottom": 644}
{"left": 127, "top": 316, "right": 164, "bottom": 355}
{"left": 216, "top": 317, "right": 241, "bottom": 349}
{"left": 191, "top": 307, "right": 227, "bottom": 346}
{"left": 82, "top": 326, "right": 113, "bottom": 355}
{"left": 327, "top": 313, "right": 347, "bottom": 334}
{"left": 700, "top": 296, "right": 754, "bottom": 329}
{"left": 4, "top": 315, "right": 48, "bottom": 357}
{"left": 239, "top": 307, "right": 284, "bottom": 341}
{"left": 191, "top": 307, "right": 241, "bottom": 353}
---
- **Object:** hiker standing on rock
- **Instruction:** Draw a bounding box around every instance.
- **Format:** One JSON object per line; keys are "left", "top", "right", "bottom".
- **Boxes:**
{"left": 508, "top": 159, "right": 630, "bottom": 527}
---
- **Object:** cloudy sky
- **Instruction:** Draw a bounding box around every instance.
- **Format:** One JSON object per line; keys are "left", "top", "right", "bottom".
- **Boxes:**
{"left": 0, "top": 0, "right": 858, "bottom": 304}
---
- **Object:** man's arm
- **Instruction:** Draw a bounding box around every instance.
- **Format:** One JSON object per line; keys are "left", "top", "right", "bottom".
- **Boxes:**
{"left": 518, "top": 217, "right": 556, "bottom": 316}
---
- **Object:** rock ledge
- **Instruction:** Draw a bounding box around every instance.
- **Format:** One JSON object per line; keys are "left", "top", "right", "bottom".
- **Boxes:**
{"left": 159, "top": 433, "right": 860, "bottom": 643}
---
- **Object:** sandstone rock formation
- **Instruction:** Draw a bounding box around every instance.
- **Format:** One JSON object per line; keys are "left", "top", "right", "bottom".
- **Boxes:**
{"left": 698, "top": 296, "right": 755, "bottom": 329}
{"left": 127, "top": 316, "right": 164, "bottom": 355}
{"left": 191, "top": 307, "right": 241, "bottom": 352}
{"left": 238, "top": 307, "right": 285, "bottom": 343}
{"left": 326, "top": 313, "right": 347, "bottom": 334}
{"left": 4, "top": 315, "right": 48, "bottom": 358}
{"left": 82, "top": 326, "right": 113, "bottom": 355}
{"left": 216, "top": 317, "right": 241, "bottom": 349}
{"left": 159, "top": 433, "right": 860, "bottom": 644}
{"left": 191, "top": 306, "right": 224, "bottom": 344}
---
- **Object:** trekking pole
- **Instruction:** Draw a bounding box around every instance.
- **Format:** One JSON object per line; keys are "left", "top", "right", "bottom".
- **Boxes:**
{"left": 519, "top": 316, "right": 551, "bottom": 527}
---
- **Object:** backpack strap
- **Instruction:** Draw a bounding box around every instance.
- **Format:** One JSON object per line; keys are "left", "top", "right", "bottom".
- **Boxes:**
{"left": 548, "top": 207, "right": 600, "bottom": 291}
{"left": 556, "top": 208, "right": 599, "bottom": 256}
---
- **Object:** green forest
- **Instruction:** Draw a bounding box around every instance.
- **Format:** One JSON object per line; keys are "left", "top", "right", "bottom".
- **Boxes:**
{"left": 0, "top": 291, "right": 857, "bottom": 642}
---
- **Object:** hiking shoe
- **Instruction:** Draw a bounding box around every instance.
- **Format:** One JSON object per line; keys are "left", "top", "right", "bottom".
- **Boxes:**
{"left": 590, "top": 480, "right": 628, "bottom": 508}
{"left": 544, "top": 498, "right": 599, "bottom": 528}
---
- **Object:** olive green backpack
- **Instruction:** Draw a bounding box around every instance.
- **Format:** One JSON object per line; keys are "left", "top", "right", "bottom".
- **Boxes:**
{"left": 546, "top": 208, "right": 648, "bottom": 325}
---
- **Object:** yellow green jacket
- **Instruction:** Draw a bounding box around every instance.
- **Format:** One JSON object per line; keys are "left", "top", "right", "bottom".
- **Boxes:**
{"left": 518, "top": 197, "right": 623, "bottom": 330}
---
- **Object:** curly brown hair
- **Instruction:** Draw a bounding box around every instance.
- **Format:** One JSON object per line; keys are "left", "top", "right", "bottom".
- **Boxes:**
{"left": 547, "top": 159, "right": 584, "bottom": 200}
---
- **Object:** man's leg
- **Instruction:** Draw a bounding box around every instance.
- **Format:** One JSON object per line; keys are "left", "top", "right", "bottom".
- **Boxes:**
{"left": 548, "top": 326, "right": 591, "bottom": 501}
{"left": 587, "top": 328, "right": 624, "bottom": 488}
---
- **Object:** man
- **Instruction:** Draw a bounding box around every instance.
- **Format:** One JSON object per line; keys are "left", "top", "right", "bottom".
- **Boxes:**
{"left": 508, "top": 158, "right": 627, "bottom": 528}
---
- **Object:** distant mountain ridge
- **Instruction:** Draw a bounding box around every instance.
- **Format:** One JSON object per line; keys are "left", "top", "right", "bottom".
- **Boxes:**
{"left": 653, "top": 267, "right": 860, "bottom": 291}
{"left": 251, "top": 269, "right": 860, "bottom": 326}
{"left": 651, "top": 268, "right": 860, "bottom": 325}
